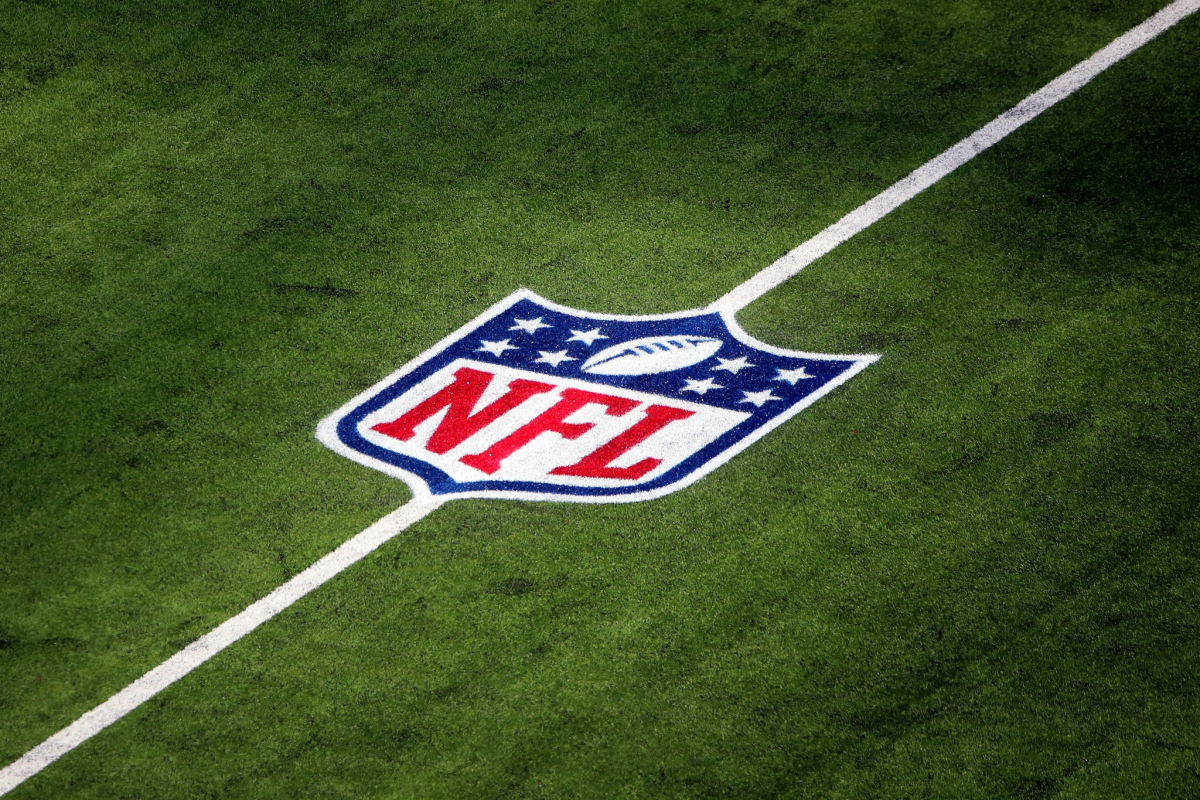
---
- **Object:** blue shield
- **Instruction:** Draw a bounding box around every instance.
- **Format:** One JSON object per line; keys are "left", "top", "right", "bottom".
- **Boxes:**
{"left": 317, "top": 290, "right": 876, "bottom": 503}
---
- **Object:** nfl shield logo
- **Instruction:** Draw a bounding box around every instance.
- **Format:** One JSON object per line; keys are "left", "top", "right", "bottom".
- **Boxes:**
{"left": 317, "top": 290, "right": 877, "bottom": 503}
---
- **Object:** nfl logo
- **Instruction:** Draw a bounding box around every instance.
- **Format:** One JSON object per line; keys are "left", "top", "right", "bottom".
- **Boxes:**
{"left": 317, "top": 290, "right": 876, "bottom": 503}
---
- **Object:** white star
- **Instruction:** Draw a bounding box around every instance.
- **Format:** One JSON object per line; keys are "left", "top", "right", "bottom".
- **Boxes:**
{"left": 773, "top": 366, "right": 816, "bottom": 385}
{"left": 681, "top": 377, "right": 724, "bottom": 395}
{"left": 477, "top": 338, "right": 517, "bottom": 357}
{"left": 534, "top": 349, "right": 577, "bottom": 367}
{"left": 566, "top": 328, "right": 609, "bottom": 346}
{"left": 713, "top": 356, "right": 755, "bottom": 375}
{"left": 509, "top": 316, "right": 552, "bottom": 334}
{"left": 740, "top": 389, "right": 781, "bottom": 407}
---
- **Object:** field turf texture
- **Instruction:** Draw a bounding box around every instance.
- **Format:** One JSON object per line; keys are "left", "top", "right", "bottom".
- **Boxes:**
{"left": 2, "top": 0, "right": 1199, "bottom": 796}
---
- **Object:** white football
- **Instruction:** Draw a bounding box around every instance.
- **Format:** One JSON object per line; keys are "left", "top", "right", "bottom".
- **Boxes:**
{"left": 581, "top": 335, "right": 724, "bottom": 376}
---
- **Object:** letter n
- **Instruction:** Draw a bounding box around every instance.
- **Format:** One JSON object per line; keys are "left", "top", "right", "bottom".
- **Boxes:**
{"left": 371, "top": 367, "right": 554, "bottom": 454}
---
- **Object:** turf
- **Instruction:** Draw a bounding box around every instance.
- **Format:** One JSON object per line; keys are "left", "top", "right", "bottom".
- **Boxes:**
{"left": 1, "top": 0, "right": 1198, "bottom": 796}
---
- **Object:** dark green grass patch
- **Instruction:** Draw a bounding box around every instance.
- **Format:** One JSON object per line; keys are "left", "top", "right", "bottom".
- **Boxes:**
{"left": 1, "top": 0, "right": 1198, "bottom": 797}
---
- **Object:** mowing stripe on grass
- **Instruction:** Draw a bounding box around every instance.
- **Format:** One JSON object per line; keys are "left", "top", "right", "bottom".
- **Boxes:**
{"left": 710, "top": 0, "right": 1200, "bottom": 314}
{"left": 2, "top": 0, "right": 1197, "bottom": 794}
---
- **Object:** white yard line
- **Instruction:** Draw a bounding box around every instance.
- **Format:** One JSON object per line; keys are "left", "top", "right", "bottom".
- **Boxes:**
{"left": 0, "top": 496, "right": 445, "bottom": 795}
{"left": 2, "top": 1, "right": 1198, "bottom": 794}
{"left": 710, "top": 0, "right": 1200, "bottom": 314}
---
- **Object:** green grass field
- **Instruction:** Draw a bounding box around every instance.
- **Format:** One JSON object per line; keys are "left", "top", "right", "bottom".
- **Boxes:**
{"left": 3, "top": 0, "right": 1199, "bottom": 796}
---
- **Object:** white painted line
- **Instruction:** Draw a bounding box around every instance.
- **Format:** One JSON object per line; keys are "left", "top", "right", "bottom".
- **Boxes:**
{"left": 710, "top": 0, "right": 1200, "bottom": 314}
{"left": 3, "top": 1, "right": 1198, "bottom": 795}
{"left": 0, "top": 496, "right": 445, "bottom": 796}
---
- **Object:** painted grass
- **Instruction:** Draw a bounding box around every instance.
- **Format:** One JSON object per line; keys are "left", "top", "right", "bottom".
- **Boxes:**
{"left": 1, "top": 0, "right": 1198, "bottom": 796}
